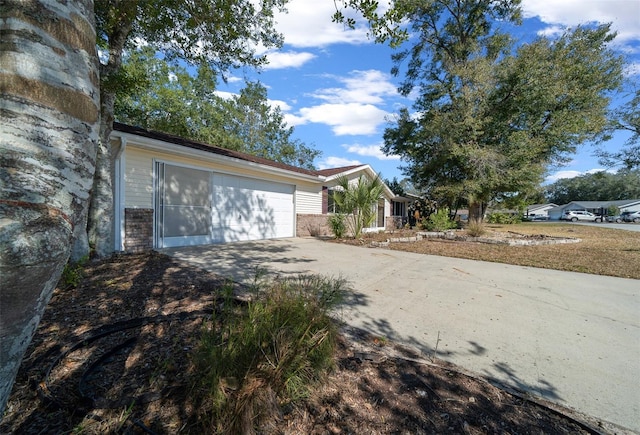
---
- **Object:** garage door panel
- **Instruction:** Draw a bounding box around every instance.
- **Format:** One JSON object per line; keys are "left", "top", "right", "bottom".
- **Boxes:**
{"left": 157, "top": 165, "right": 294, "bottom": 247}
{"left": 212, "top": 174, "right": 294, "bottom": 242}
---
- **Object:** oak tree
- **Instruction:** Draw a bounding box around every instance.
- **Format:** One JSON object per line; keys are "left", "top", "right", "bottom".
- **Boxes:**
{"left": 0, "top": 0, "right": 99, "bottom": 414}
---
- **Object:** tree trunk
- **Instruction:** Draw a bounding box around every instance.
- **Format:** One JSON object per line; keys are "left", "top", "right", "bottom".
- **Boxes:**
{"left": 87, "top": 91, "right": 115, "bottom": 258}
{"left": 84, "top": 15, "right": 133, "bottom": 259}
{"left": 468, "top": 201, "right": 487, "bottom": 222}
{"left": 0, "top": 0, "right": 98, "bottom": 415}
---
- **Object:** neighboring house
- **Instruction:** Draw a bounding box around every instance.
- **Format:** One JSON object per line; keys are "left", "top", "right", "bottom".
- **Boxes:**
{"left": 548, "top": 200, "right": 640, "bottom": 220}
{"left": 111, "top": 123, "right": 399, "bottom": 251}
{"left": 524, "top": 203, "right": 558, "bottom": 219}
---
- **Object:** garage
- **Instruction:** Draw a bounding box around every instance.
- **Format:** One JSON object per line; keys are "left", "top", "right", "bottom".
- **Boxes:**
{"left": 155, "top": 162, "right": 295, "bottom": 248}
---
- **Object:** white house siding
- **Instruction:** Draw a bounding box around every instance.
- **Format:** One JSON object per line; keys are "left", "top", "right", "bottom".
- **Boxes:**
{"left": 124, "top": 147, "right": 154, "bottom": 208}
{"left": 121, "top": 144, "right": 303, "bottom": 248}
{"left": 295, "top": 182, "right": 322, "bottom": 214}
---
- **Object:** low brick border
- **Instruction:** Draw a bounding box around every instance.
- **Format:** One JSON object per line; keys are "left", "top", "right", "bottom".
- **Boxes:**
{"left": 369, "top": 231, "right": 580, "bottom": 248}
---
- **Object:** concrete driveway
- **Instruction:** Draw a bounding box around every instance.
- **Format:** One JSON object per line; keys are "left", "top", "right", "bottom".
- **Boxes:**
{"left": 164, "top": 238, "right": 640, "bottom": 432}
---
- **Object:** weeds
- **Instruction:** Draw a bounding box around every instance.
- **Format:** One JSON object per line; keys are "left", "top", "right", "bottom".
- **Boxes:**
{"left": 59, "top": 256, "right": 89, "bottom": 289}
{"left": 192, "top": 275, "right": 348, "bottom": 434}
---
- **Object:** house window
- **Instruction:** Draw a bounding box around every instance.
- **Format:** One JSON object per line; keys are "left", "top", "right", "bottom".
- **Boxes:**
{"left": 393, "top": 201, "right": 406, "bottom": 217}
{"left": 327, "top": 188, "right": 345, "bottom": 213}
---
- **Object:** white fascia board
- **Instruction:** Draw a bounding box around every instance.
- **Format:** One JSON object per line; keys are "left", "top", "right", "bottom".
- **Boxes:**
{"left": 323, "top": 164, "right": 395, "bottom": 199}
{"left": 112, "top": 130, "right": 322, "bottom": 183}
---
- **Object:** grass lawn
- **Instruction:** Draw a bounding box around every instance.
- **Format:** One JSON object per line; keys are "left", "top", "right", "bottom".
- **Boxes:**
{"left": 381, "top": 223, "right": 640, "bottom": 280}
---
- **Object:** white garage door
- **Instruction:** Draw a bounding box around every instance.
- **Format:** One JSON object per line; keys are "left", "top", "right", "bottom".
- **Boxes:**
{"left": 155, "top": 163, "right": 295, "bottom": 248}
{"left": 211, "top": 173, "right": 294, "bottom": 243}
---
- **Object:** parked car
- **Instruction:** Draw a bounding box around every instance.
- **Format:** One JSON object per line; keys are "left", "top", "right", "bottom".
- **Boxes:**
{"left": 606, "top": 215, "right": 622, "bottom": 223}
{"left": 525, "top": 214, "right": 549, "bottom": 221}
{"left": 561, "top": 210, "right": 602, "bottom": 222}
{"left": 621, "top": 211, "right": 640, "bottom": 223}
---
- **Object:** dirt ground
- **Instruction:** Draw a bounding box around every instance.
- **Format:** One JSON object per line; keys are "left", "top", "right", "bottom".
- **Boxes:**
{"left": 0, "top": 251, "right": 618, "bottom": 434}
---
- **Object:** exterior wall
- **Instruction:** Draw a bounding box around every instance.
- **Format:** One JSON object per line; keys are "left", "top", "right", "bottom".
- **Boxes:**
{"left": 295, "top": 182, "right": 322, "bottom": 214}
{"left": 124, "top": 147, "right": 154, "bottom": 208}
{"left": 124, "top": 208, "right": 153, "bottom": 252}
{"left": 296, "top": 214, "right": 332, "bottom": 237}
{"left": 123, "top": 144, "right": 323, "bottom": 210}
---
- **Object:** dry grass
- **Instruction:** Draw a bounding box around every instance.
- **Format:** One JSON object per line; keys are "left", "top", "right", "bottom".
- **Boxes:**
{"left": 381, "top": 223, "right": 640, "bottom": 280}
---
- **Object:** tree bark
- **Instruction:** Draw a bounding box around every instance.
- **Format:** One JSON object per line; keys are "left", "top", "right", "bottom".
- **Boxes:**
{"left": 0, "top": 0, "right": 98, "bottom": 415}
{"left": 84, "top": 11, "right": 134, "bottom": 258}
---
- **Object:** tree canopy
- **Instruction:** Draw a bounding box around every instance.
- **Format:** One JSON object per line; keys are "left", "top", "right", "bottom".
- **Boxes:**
{"left": 544, "top": 169, "right": 640, "bottom": 204}
{"left": 84, "top": 0, "right": 291, "bottom": 257}
{"left": 344, "top": 0, "right": 624, "bottom": 221}
{"left": 596, "top": 89, "right": 640, "bottom": 169}
{"left": 115, "top": 49, "right": 320, "bottom": 169}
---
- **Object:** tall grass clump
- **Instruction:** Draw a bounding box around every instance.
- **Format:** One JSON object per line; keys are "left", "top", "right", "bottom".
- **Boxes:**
{"left": 192, "top": 275, "right": 348, "bottom": 434}
{"left": 466, "top": 219, "right": 487, "bottom": 237}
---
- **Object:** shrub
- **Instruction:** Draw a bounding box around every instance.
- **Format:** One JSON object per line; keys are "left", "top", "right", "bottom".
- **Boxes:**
{"left": 422, "top": 208, "right": 457, "bottom": 231}
{"left": 192, "top": 275, "right": 348, "bottom": 434}
{"left": 327, "top": 213, "right": 347, "bottom": 238}
{"left": 466, "top": 220, "right": 487, "bottom": 237}
{"left": 487, "top": 212, "right": 521, "bottom": 224}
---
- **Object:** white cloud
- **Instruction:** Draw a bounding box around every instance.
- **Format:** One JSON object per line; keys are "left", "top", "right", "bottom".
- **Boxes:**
{"left": 268, "top": 98, "right": 292, "bottom": 112}
{"left": 344, "top": 143, "right": 400, "bottom": 160}
{"left": 281, "top": 69, "right": 399, "bottom": 133}
{"left": 273, "top": 0, "right": 371, "bottom": 48}
{"left": 265, "top": 51, "right": 316, "bottom": 70}
{"left": 624, "top": 61, "right": 640, "bottom": 77}
{"left": 299, "top": 103, "right": 389, "bottom": 135}
{"left": 213, "top": 90, "right": 235, "bottom": 100}
{"left": 521, "top": 0, "right": 640, "bottom": 44}
{"left": 318, "top": 156, "right": 363, "bottom": 170}
{"left": 311, "top": 70, "right": 399, "bottom": 104}
{"left": 545, "top": 168, "right": 611, "bottom": 183}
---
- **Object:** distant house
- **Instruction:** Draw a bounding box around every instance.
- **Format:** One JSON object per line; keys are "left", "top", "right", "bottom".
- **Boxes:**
{"left": 110, "top": 123, "right": 399, "bottom": 251}
{"left": 547, "top": 200, "right": 640, "bottom": 220}
{"left": 524, "top": 203, "right": 558, "bottom": 220}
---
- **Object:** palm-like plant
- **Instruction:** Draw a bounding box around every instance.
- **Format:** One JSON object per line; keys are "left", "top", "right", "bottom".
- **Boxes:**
{"left": 332, "top": 175, "right": 385, "bottom": 238}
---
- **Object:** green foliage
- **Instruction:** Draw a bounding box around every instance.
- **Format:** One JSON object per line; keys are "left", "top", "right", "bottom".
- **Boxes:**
{"left": 544, "top": 168, "right": 640, "bottom": 204}
{"left": 192, "top": 276, "right": 347, "bottom": 433}
{"left": 374, "top": 0, "right": 623, "bottom": 220}
{"left": 327, "top": 213, "right": 347, "bottom": 239}
{"left": 59, "top": 256, "right": 89, "bottom": 289}
{"left": 384, "top": 176, "right": 406, "bottom": 196}
{"left": 95, "top": 0, "right": 289, "bottom": 74}
{"left": 487, "top": 212, "right": 521, "bottom": 224}
{"left": 597, "top": 89, "right": 640, "bottom": 169}
{"left": 331, "top": 175, "right": 385, "bottom": 238}
{"left": 115, "top": 50, "right": 320, "bottom": 169}
{"left": 422, "top": 208, "right": 457, "bottom": 231}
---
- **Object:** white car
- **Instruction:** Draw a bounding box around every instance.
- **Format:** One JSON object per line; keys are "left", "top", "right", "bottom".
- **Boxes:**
{"left": 561, "top": 210, "right": 602, "bottom": 222}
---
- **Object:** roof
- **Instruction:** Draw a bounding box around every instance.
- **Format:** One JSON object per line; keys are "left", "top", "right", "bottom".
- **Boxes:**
{"left": 527, "top": 203, "right": 558, "bottom": 211}
{"left": 315, "top": 165, "right": 366, "bottom": 177}
{"left": 550, "top": 199, "right": 640, "bottom": 211}
{"left": 113, "top": 123, "right": 396, "bottom": 199}
{"left": 113, "top": 122, "right": 319, "bottom": 177}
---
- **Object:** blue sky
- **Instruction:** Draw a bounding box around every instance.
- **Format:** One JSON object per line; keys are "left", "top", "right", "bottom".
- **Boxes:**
{"left": 218, "top": 0, "right": 640, "bottom": 185}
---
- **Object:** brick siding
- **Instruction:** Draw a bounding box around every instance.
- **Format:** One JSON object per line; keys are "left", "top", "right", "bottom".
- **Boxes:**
{"left": 124, "top": 208, "right": 153, "bottom": 252}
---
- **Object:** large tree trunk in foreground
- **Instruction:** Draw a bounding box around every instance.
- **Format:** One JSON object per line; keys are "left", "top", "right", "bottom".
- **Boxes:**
{"left": 0, "top": 0, "right": 98, "bottom": 416}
